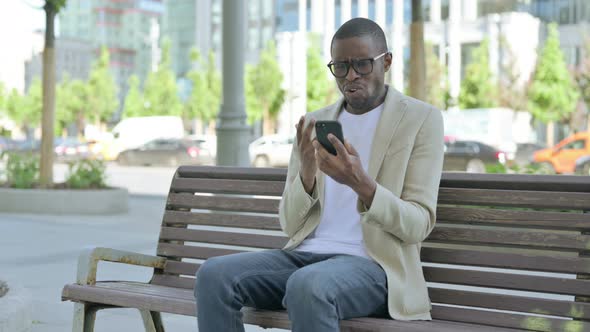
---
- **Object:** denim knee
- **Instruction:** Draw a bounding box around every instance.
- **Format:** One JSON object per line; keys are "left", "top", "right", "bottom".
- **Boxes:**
{"left": 283, "top": 269, "right": 332, "bottom": 310}
{"left": 194, "top": 257, "right": 232, "bottom": 298}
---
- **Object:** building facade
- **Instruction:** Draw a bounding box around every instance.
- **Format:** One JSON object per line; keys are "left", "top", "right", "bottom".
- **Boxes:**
{"left": 58, "top": 0, "right": 165, "bottom": 110}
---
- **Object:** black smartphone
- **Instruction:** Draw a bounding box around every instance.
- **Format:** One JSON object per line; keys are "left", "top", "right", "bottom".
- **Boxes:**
{"left": 315, "top": 120, "right": 344, "bottom": 155}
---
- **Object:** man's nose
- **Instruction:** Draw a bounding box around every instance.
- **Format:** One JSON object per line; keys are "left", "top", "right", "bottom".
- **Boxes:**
{"left": 345, "top": 64, "right": 361, "bottom": 81}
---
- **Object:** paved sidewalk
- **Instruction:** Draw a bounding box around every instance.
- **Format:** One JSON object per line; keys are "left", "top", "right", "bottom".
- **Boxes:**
{"left": 0, "top": 194, "right": 287, "bottom": 332}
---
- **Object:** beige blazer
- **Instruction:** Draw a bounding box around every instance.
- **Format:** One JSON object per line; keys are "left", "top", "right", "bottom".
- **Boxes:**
{"left": 278, "top": 87, "right": 445, "bottom": 321}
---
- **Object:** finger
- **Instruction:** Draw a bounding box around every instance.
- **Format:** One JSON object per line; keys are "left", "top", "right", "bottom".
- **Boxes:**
{"left": 296, "top": 117, "right": 304, "bottom": 143}
{"left": 344, "top": 139, "right": 359, "bottom": 156}
{"left": 328, "top": 134, "right": 348, "bottom": 157}
{"left": 303, "top": 118, "right": 315, "bottom": 141}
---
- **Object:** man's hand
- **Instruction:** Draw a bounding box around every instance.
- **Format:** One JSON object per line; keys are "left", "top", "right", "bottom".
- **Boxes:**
{"left": 296, "top": 116, "right": 317, "bottom": 194}
{"left": 313, "top": 134, "right": 377, "bottom": 208}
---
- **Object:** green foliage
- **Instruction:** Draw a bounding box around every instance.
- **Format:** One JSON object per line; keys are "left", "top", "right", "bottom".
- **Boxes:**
{"left": 185, "top": 50, "right": 221, "bottom": 122}
{"left": 425, "top": 43, "right": 450, "bottom": 110}
{"left": 307, "top": 36, "right": 338, "bottom": 112}
{"left": 245, "top": 42, "right": 285, "bottom": 128}
{"left": 87, "top": 47, "right": 119, "bottom": 123}
{"left": 485, "top": 162, "right": 556, "bottom": 175}
{"left": 122, "top": 75, "right": 144, "bottom": 118}
{"left": 46, "top": 0, "right": 67, "bottom": 11}
{"left": 528, "top": 24, "right": 579, "bottom": 123}
{"left": 2, "top": 152, "right": 40, "bottom": 189}
{"left": 144, "top": 39, "right": 182, "bottom": 116}
{"left": 574, "top": 38, "right": 590, "bottom": 111}
{"left": 57, "top": 76, "right": 89, "bottom": 136}
{"left": 5, "top": 81, "right": 42, "bottom": 134}
{"left": 459, "top": 39, "right": 497, "bottom": 109}
{"left": 65, "top": 159, "right": 107, "bottom": 189}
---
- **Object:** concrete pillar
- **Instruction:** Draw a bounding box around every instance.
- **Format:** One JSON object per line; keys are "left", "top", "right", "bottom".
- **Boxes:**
{"left": 488, "top": 14, "right": 500, "bottom": 81}
{"left": 448, "top": 0, "right": 461, "bottom": 106}
{"left": 311, "top": 0, "right": 324, "bottom": 32}
{"left": 341, "top": 0, "right": 352, "bottom": 24}
{"left": 358, "top": 0, "right": 369, "bottom": 18}
{"left": 324, "top": 0, "right": 336, "bottom": 61}
{"left": 392, "top": 0, "right": 404, "bottom": 90}
{"left": 430, "top": 0, "right": 441, "bottom": 23}
{"left": 216, "top": 0, "right": 250, "bottom": 166}
{"left": 375, "top": 0, "right": 386, "bottom": 30}
{"left": 462, "top": 0, "right": 477, "bottom": 21}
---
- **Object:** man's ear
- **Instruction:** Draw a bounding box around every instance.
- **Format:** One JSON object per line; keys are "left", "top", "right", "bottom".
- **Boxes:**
{"left": 383, "top": 52, "right": 393, "bottom": 72}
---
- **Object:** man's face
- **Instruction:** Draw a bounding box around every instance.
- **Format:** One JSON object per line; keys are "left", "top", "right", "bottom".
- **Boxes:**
{"left": 330, "top": 36, "right": 391, "bottom": 112}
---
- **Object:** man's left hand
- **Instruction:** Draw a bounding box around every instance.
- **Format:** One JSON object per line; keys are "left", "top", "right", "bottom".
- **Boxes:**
{"left": 312, "top": 134, "right": 377, "bottom": 208}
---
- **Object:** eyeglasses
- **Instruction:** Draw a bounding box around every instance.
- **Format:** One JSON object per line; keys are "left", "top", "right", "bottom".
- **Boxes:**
{"left": 327, "top": 52, "right": 390, "bottom": 78}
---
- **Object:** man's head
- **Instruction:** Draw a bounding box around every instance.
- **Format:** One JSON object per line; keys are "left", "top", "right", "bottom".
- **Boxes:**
{"left": 329, "top": 18, "right": 392, "bottom": 114}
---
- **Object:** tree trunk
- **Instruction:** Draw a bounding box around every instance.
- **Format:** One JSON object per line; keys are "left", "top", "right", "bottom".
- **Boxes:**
{"left": 263, "top": 108, "right": 274, "bottom": 136}
{"left": 40, "top": 3, "right": 57, "bottom": 188}
{"left": 409, "top": 0, "right": 426, "bottom": 101}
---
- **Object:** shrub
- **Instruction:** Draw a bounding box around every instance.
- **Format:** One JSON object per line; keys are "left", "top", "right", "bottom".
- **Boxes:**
{"left": 66, "top": 159, "right": 107, "bottom": 189}
{"left": 2, "top": 152, "right": 39, "bottom": 189}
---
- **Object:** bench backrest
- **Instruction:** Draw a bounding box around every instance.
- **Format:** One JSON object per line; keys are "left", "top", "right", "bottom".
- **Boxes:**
{"left": 153, "top": 166, "right": 590, "bottom": 332}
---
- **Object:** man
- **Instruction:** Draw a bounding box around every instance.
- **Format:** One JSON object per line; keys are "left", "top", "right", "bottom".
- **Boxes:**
{"left": 195, "top": 17, "right": 444, "bottom": 331}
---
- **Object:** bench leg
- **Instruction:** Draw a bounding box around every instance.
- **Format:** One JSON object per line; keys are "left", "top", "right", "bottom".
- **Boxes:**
{"left": 140, "top": 310, "right": 165, "bottom": 332}
{"left": 72, "top": 303, "right": 99, "bottom": 332}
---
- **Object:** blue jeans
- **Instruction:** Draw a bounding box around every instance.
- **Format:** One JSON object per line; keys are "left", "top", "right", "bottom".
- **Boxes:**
{"left": 194, "top": 249, "right": 388, "bottom": 332}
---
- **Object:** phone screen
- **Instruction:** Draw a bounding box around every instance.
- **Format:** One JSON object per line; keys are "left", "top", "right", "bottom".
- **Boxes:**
{"left": 315, "top": 121, "right": 344, "bottom": 155}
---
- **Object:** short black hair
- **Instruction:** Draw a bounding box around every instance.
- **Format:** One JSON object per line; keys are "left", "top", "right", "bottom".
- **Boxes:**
{"left": 331, "top": 18, "right": 388, "bottom": 54}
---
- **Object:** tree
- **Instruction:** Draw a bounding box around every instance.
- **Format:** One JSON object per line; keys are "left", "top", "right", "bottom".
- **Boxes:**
{"left": 498, "top": 36, "right": 528, "bottom": 111}
{"left": 409, "top": 0, "right": 426, "bottom": 101}
{"left": 6, "top": 81, "right": 42, "bottom": 139}
{"left": 245, "top": 42, "right": 285, "bottom": 135}
{"left": 459, "top": 39, "right": 497, "bottom": 109}
{"left": 87, "top": 47, "right": 119, "bottom": 124}
{"left": 307, "top": 37, "right": 338, "bottom": 113}
{"left": 184, "top": 50, "right": 221, "bottom": 125}
{"left": 424, "top": 43, "right": 449, "bottom": 110}
{"left": 122, "top": 75, "right": 144, "bottom": 118}
{"left": 528, "top": 24, "right": 579, "bottom": 128}
{"left": 143, "top": 39, "right": 182, "bottom": 116}
{"left": 56, "top": 76, "right": 89, "bottom": 136}
{"left": 40, "top": 0, "right": 66, "bottom": 187}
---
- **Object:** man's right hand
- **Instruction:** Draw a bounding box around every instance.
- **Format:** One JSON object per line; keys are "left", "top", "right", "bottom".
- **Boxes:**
{"left": 296, "top": 116, "right": 317, "bottom": 194}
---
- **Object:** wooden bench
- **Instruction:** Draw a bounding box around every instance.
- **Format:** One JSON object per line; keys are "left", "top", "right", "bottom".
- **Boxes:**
{"left": 62, "top": 166, "right": 590, "bottom": 332}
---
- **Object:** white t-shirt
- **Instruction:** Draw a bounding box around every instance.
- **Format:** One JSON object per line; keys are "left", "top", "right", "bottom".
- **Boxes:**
{"left": 295, "top": 103, "right": 384, "bottom": 258}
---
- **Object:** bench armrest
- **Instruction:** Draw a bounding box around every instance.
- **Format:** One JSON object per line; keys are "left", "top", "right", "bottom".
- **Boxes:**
{"left": 76, "top": 247, "right": 166, "bottom": 285}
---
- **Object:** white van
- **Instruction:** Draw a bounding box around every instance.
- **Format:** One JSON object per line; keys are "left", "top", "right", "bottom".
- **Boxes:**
{"left": 103, "top": 116, "right": 184, "bottom": 160}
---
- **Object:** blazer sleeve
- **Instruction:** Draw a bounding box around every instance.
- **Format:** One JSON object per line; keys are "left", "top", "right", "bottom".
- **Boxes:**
{"left": 358, "top": 107, "right": 444, "bottom": 244}
{"left": 278, "top": 125, "right": 320, "bottom": 237}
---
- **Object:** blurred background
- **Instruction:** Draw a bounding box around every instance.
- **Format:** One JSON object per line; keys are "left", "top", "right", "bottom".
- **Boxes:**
{"left": 0, "top": 0, "right": 589, "bottom": 175}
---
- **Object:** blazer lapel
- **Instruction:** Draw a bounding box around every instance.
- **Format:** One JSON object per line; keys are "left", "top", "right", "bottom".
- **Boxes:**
{"left": 367, "top": 87, "right": 408, "bottom": 179}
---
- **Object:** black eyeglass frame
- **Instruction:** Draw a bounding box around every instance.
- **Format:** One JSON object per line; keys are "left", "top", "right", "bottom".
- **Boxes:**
{"left": 327, "top": 51, "right": 391, "bottom": 78}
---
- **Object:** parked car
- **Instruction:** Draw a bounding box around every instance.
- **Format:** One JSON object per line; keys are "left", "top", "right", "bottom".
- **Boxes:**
{"left": 443, "top": 139, "right": 506, "bottom": 173}
{"left": 513, "top": 142, "right": 546, "bottom": 166}
{"left": 249, "top": 135, "right": 294, "bottom": 168}
{"left": 0, "top": 136, "right": 17, "bottom": 155}
{"left": 533, "top": 131, "right": 589, "bottom": 174}
{"left": 575, "top": 155, "right": 590, "bottom": 176}
{"left": 54, "top": 137, "right": 91, "bottom": 162}
{"left": 116, "top": 138, "right": 214, "bottom": 167}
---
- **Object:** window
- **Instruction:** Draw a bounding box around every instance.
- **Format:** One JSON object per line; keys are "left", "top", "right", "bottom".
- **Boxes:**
{"left": 563, "top": 139, "right": 586, "bottom": 150}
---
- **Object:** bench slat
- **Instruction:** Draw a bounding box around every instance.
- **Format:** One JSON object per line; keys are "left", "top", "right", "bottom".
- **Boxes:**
{"left": 157, "top": 243, "right": 246, "bottom": 260}
{"left": 438, "top": 188, "right": 590, "bottom": 210}
{"left": 151, "top": 274, "right": 195, "bottom": 289}
{"left": 170, "top": 178, "right": 285, "bottom": 196}
{"left": 176, "top": 166, "right": 287, "bottom": 181}
{"left": 440, "top": 172, "right": 590, "bottom": 193}
{"left": 431, "top": 305, "right": 590, "bottom": 332}
{"left": 437, "top": 207, "right": 590, "bottom": 231}
{"left": 427, "top": 227, "right": 589, "bottom": 251}
{"left": 430, "top": 288, "right": 590, "bottom": 320}
{"left": 424, "top": 266, "right": 590, "bottom": 297}
{"left": 159, "top": 227, "right": 288, "bottom": 249}
{"left": 162, "top": 211, "right": 281, "bottom": 230}
{"left": 166, "top": 193, "right": 280, "bottom": 214}
{"left": 422, "top": 247, "right": 590, "bottom": 274}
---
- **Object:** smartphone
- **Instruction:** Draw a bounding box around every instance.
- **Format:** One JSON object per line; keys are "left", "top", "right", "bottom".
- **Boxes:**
{"left": 315, "top": 120, "right": 344, "bottom": 155}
